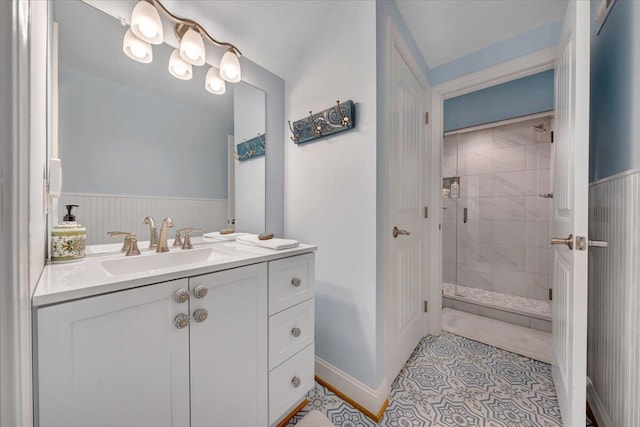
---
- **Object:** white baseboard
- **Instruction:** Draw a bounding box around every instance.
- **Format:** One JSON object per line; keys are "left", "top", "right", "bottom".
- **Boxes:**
{"left": 587, "top": 377, "right": 613, "bottom": 427}
{"left": 314, "top": 356, "right": 390, "bottom": 417}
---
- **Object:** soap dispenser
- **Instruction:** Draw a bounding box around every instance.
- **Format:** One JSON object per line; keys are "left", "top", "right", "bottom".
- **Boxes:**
{"left": 51, "top": 204, "right": 86, "bottom": 263}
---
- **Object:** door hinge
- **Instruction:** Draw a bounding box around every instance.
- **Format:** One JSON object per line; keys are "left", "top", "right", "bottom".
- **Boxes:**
{"left": 550, "top": 131, "right": 554, "bottom": 143}
{"left": 424, "top": 206, "right": 429, "bottom": 219}
{"left": 549, "top": 288, "right": 553, "bottom": 301}
{"left": 424, "top": 301, "right": 429, "bottom": 313}
{"left": 424, "top": 112, "right": 429, "bottom": 125}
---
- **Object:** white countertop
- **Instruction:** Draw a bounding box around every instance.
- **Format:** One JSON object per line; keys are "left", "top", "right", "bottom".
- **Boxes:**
{"left": 33, "top": 239, "right": 316, "bottom": 307}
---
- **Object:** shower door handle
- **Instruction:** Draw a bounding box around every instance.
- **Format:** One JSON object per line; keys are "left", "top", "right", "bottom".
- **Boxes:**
{"left": 463, "top": 208, "right": 468, "bottom": 224}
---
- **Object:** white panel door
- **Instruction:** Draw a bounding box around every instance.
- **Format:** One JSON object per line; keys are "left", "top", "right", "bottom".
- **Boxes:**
{"left": 36, "top": 279, "right": 191, "bottom": 427}
{"left": 388, "top": 45, "right": 429, "bottom": 380}
{"left": 551, "top": 1, "right": 590, "bottom": 425}
{"left": 189, "top": 264, "right": 268, "bottom": 427}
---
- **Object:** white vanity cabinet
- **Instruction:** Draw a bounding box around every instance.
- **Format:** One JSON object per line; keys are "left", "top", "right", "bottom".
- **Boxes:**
{"left": 35, "top": 250, "right": 315, "bottom": 427}
{"left": 36, "top": 278, "right": 191, "bottom": 427}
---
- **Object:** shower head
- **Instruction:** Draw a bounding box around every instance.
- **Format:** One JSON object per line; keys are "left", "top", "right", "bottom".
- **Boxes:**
{"left": 533, "top": 123, "right": 547, "bottom": 133}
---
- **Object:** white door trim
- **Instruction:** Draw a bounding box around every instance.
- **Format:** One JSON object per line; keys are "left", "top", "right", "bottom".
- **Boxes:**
{"left": 384, "top": 17, "right": 431, "bottom": 382}
{"left": 0, "top": 1, "right": 35, "bottom": 427}
{"left": 429, "top": 47, "right": 557, "bottom": 335}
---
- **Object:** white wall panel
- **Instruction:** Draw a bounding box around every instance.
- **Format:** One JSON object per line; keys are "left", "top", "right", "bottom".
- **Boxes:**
{"left": 588, "top": 169, "right": 640, "bottom": 427}
{"left": 58, "top": 193, "right": 227, "bottom": 245}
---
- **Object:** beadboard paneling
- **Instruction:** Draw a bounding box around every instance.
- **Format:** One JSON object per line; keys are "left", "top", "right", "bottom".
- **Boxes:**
{"left": 588, "top": 170, "right": 640, "bottom": 427}
{"left": 58, "top": 193, "right": 228, "bottom": 245}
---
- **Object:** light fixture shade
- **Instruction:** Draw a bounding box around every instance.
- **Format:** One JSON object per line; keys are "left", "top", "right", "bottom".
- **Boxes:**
{"left": 168, "top": 49, "right": 193, "bottom": 80}
{"left": 123, "top": 29, "right": 153, "bottom": 63}
{"left": 179, "top": 28, "right": 206, "bottom": 66}
{"left": 205, "top": 66, "right": 226, "bottom": 95}
{"left": 219, "top": 49, "right": 241, "bottom": 83}
{"left": 130, "top": 1, "right": 163, "bottom": 45}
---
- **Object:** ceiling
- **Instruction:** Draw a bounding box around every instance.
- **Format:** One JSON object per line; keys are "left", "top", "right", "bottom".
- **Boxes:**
{"left": 395, "top": 0, "right": 568, "bottom": 69}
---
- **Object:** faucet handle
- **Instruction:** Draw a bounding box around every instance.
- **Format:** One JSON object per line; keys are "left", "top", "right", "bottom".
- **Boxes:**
{"left": 178, "top": 228, "right": 202, "bottom": 250}
{"left": 173, "top": 230, "right": 183, "bottom": 248}
{"left": 106, "top": 231, "right": 141, "bottom": 256}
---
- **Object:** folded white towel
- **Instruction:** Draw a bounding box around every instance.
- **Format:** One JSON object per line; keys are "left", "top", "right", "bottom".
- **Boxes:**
{"left": 236, "top": 234, "right": 299, "bottom": 250}
{"left": 203, "top": 231, "right": 248, "bottom": 241}
{"left": 296, "top": 410, "right": 335, "bottom": 427}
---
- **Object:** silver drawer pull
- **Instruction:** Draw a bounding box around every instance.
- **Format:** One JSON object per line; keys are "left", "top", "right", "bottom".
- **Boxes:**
{"left": 291, "top": 327, "right": 301, "bottom": 338}
{"left": 174, "top": 314, "right": 190, "bottom": 329}
{"left": 291, "top": 376, "right": 301, "bottom": 388}
{"left": 193, "top": 309, "right": 208, "bottom": 323}
{"left": 291, "top": 277, "right": 302, "bottom": 287}
{"left": 193, "top": 285, "right": 208, "bottom": 299}
{"left": 173, "top": 289, "right": 189, "bottom": 303}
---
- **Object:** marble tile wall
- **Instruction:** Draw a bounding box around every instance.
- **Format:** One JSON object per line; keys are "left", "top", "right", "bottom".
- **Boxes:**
{"left": 442, "top": 118, "right": 552, "bottom": 301}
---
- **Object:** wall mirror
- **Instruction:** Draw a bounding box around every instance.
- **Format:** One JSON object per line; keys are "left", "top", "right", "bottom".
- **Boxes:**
{"left": 52, "top": 0, "right": 266, "bottom": 245}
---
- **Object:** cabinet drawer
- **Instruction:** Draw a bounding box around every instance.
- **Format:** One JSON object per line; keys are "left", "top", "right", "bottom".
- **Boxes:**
{"left": 268, "top": 253, "right": 315, "bottom": 315}
{"left": 268, "top": 344, "right": 314, "bottom": 424}
{"left": 269, "top": 299, "right": 314, "bottom": 370}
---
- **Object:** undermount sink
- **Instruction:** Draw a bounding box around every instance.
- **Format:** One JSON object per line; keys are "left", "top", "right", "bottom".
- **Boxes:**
{"left": 100, "top": 247, "right": 227, "bottom": 276}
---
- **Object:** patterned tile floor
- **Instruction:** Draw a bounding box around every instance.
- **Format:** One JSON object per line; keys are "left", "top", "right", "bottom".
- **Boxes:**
{"left": 288, "top": 333, "right": 592, "bottom": 426}
{"left": 443, "top": 283, "right": 552, "bottom": 320}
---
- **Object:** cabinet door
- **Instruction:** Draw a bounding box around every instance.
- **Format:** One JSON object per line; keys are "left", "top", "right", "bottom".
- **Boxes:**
{"left": 36, "top": 279, "right": 190, "bottom": 427}
{"left": 189, "top": 264, "right": 268, "bottom": 427}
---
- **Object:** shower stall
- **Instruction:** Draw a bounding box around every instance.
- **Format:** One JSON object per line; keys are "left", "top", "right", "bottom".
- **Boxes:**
{"left": 441, "top": 115, "right": 553, "bottom": 332}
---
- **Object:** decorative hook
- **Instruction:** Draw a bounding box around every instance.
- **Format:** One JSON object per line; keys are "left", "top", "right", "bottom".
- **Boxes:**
{"left": 337, "top": 100, "right": 350, "bottom": 127}
{"left": 257, "top": 133, "right": 266, "bottom": 148}
{"left": 288, "top": 120, "right": 300, "bottom": 143}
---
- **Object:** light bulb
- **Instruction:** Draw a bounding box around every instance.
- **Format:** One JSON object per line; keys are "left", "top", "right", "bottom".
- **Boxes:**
{"left": 123, "top": 29, "right": 152, "bottom": 63}
{"left": 130, "top": 1, "right": 163, "bottom": 45}
{"left": 219, "top": 49, "right": 241, "bottom": 83}
{"left": 179, "top": 28, "right": 205, "bottom": 66}
{"left": 168, "top": 49, "right": 192, "bottom": 80}
{"left": 138, "top": 20, "right": 157, "bottom": 39}
{"left": 205, "top": 66, "right": 226, "bottom": 95}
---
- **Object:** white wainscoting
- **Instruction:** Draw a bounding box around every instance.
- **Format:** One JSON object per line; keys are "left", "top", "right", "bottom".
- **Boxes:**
{"left": 58, "top": 193, "right": 228, "bottom": 245}
{"left": 587, "top": 169, "right": 640, "bottom": 427}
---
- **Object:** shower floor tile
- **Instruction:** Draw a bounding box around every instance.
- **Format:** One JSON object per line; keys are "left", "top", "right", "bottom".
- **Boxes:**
{"left": 443, "top": 282, "right": 552, "bottom": 320}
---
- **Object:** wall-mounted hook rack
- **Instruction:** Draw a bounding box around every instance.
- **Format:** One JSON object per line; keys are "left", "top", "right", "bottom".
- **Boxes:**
{"left": 235, "top": 133, "right": 265, "bottom": 161}
{"left": 288, "top": 100, "right": 355, "bottom": 145}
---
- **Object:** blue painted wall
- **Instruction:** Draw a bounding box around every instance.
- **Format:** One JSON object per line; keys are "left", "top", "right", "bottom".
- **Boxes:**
{"left": 429, "top": 20, "right": 563, "bottom": 86}
{"left": 589, "top": 0, "right": 640, "bottom": 182}
{"left": 443, "top": 70, "right": 554, "bottom": 132}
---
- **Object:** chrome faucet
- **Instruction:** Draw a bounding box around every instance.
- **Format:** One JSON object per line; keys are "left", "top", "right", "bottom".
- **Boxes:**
{"left": 156, "top": 217, "right": 174, "bottom": 253}
{"left": 143, "top": 216, "right": 158, "bottom": 249}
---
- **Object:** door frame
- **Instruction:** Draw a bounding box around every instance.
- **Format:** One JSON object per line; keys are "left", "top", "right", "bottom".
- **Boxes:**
{"left": 429, "top": 46, "right": 557, "bottom": 334}
{"left": 384, "top": 19, "right": 431, "bottom": 383}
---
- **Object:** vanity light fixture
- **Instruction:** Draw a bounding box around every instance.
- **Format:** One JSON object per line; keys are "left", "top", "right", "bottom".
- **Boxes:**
{"left": 168, "top": 48, "right": 193, "bottom": 80}
{"left": 205, "top": 66, "right": 226, "bottom": 95}
{"left": 123, "top": 28, "right": 153, "bottom": 63}
{"left": 123, "top": 0, "right": 243, "bottom": 93}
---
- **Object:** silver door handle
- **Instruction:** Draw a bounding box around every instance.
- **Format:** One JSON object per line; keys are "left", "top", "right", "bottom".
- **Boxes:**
{"left": 589, "top": 239, "right": 608, "bottom": 248}
{"left": 551, "top": 234, "right": 573, "bottom": 250}
{"left": 392, "top": 226, "right": 411, "bottom": 238}
{"left": 539, "top": 193, "right": 554, "bottom": 199}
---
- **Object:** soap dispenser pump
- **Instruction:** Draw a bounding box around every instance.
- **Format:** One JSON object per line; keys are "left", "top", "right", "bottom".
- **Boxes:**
{"left": 51, "top": 204, "right": 86, "bottom": 263}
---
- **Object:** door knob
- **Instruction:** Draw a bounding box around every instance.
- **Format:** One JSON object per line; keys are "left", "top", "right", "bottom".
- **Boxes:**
{"left": 392, "top": 226, "right": 411, "bottom": 238}
{"left": 589, "top": 239, "right": 608, "bottom": 248}
{"left": 193, "top": 285, "right": 208, "bottom": 299}
{"left": 291, "top": 376, "right": 301, "bottom": 388}
{"left": 551, "top": 234, "right": 573, "bottom": 250}
{"left": 174, "top": 314, "right": 190, "bottom": 329}
{"left": 291, "top": 277, "right": 302, "bottom": 287}
{"left": 291, "top": 327, "right": 301, "bottom": 338}
{"left": 193, "top": 309, "right": 208, "bottom": 323}
{"left": 173, "top": 289, "right": 189, "bottom": 303}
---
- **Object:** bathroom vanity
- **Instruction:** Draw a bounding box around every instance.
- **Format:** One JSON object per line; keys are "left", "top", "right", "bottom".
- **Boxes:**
{"left": 33, "top": 241, "right": 316, "bottom": 427}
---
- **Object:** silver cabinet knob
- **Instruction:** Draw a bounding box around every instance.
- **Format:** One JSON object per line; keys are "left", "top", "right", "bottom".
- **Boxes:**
{"left": 173, "top": 289, "right": 189, "bottom": 303}
{"left": 193, "top": 285, "right": 208, "bottom": 299}
{"left": 174, "top": 314, "right": 190, "bottom": 329}
{"left": 291, "top": 327, "right": 301, "bottom": 338}
{"left": 291, "top": 277, "right": 302, "bottom": 287}
{"left": 193, "top": 309, "right": 208, "bottom": 323}
{"left": 291, "top": 376, "right": 301, "bottom": 388}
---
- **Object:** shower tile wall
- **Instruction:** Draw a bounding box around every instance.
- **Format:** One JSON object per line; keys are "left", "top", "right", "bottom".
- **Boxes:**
{"left": 443, "top": 119, "right": 552, "bottom": 301}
